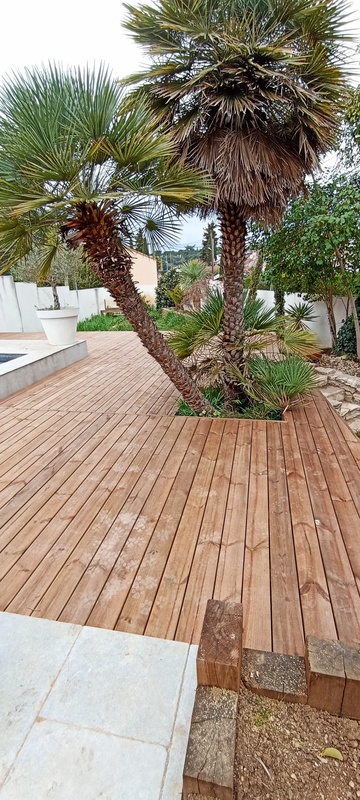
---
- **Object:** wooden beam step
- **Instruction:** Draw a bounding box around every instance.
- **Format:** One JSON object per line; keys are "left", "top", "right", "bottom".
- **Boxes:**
{"left": 241, "top": 648, "right": 307, "bottom": 705}
{"left": 196, "top": 599, "right": 243, "bottom": 692}
{"left": 306, "top": 636, "right": 360, "bottom": 720}
{"left": 182, "top": 685, "right": 238, "bottom": 800}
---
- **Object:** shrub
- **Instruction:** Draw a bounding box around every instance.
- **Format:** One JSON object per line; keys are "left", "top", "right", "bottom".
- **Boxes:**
{"left": 70, "top": 261, "right": 102, "bottom": 289}
{"left": 155, "top": 268, "right": 179, "bottom": 309}
{"left": 229, "top": 355, "right": 318, "bottom": 416}
{"left": 335, "top": 315, "right": 357, "bottom": 356}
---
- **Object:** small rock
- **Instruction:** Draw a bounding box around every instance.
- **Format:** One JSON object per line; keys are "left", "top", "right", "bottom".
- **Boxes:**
{"left": 291, "top": 773, "right": 297, "bottom": 780}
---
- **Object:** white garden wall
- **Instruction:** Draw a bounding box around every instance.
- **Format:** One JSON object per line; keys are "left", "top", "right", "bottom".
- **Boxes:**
{"left": 0, "top": 275, "right": 350, "bottom": 348}
{"left": 0, "top": 277, "right": 156, "bottom": 334}
{"left": 257, "top": 290, "right": 350, "bottom": 349}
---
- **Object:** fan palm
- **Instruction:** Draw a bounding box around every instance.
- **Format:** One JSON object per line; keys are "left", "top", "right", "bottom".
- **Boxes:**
{"left": 124, "top": 0, "right": 350, "bottom": 391}
{"left": 178, "top": 258, "right": 207, "bottom": 290}
{"left": 0, "top": 65, "right": 214, "bottom": 414}
{"left": 229, "top": 355, "right": 318, "bottom": 414}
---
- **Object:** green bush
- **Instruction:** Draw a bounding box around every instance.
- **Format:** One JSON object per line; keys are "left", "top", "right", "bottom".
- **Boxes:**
{"left": 70, "top": 261, "right": 102, "bottom": 289}
{"left": 155, "top": 268, "right": 179, "bottom": 309}
{"left": 334, "top": 314, "right": 357, "bottom": 356}
{"left": 77, "top": 309, "right": 186, "bottom": 332}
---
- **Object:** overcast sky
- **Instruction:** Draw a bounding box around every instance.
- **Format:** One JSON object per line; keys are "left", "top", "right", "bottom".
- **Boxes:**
{"left": 1, "top": 0, "right": 360, "bottom": 247}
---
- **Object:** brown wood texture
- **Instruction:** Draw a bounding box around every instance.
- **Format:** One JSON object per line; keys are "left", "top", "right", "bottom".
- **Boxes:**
{"left": 1, "top": 333, "right": 360, "bottom": 654}
{"left": 196, "top": 599, "right": 243, "bottom": 691}
{"left": 305, "top": 636, "right": 345, "bottom": 715}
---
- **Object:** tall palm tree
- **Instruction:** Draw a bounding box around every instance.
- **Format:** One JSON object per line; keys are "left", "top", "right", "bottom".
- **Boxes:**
{"left": 0, "top": 65, "right": 213, "bottom": 414}
{"left": 124, "top": 0, "right": 350, "bottom": 386}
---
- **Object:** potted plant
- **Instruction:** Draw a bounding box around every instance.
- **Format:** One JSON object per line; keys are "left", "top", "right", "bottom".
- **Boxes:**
{"left": 36, "top": 277, "right": 79, "bottom": 346}
{"left": 21, "top": 241, "right": 80, "bottom": 346}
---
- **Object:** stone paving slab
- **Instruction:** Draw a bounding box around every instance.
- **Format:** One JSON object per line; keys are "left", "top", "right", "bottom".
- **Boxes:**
{"left": 0, "top": 612, "right": 197, "bottom": 799}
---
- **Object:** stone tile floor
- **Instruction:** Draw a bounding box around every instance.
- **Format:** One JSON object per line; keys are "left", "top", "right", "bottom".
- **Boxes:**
{"left": 0, "top": 612, "right": 197, "bottom": 799}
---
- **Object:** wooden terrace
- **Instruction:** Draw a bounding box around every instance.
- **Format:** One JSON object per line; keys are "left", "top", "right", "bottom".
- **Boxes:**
{"left": 1, "top": 331, "right": 360, "bottom": 655}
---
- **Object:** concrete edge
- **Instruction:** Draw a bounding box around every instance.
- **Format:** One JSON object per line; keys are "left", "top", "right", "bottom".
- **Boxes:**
{"left": 0, "top": 339, "right": 88, "bottom": 400}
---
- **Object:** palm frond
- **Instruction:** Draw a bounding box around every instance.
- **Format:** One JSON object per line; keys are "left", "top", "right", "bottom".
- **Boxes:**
{"left": 285, "top": 299, "right": 318, "bottom": 329}
{"left": 228, "top": 354, "right": 318, "bottom": 412}
{"left": 124, "top": 0, "right": 350, "bottom": 220}
{"left": 278, "top": 320, "right": 323, "bottom": 359}
{"left": 168, "top": 287, "right": 224, "bottom": 357}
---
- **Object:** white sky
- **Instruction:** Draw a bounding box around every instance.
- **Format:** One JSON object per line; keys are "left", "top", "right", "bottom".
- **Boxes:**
{"left": 1, "top": 0, "right": 360, "bottom": 246}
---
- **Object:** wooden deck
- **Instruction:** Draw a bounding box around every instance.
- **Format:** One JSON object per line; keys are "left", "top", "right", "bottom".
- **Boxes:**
{"left": 1, "top": 331, "right": 360, "bottom": 655}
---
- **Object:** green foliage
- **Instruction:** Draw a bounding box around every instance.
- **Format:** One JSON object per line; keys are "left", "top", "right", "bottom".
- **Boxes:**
{"left": 285, "top": 300, "right": 317, "bottom": 330}
{"left": 229, "top": 355, "right": 318, "bottom": 415}
{"left": 178, "top": 355, "right": 317, "bottom": 419}
{"left": 169, "top": 288, "right": 224, "bottom": 357}
{"left": 166, "top": 284, "right": 184, "bottom": 308}
{"left": 70, "top": 260, "right": 102, "bottom": 289}
{"left": 178, "top": 386, "right": 224, "bottom": 417}
{"left": 279, "top": 322, "right": 322, "bottom": 360}
{"left": 155, "top": 268, "right": 179, "bottom": 309}
{"left": 178, "top": 259, "right": 208, "bottom": 290}
{"left": 77, "top": 308, "right": 185, "bottom": 332}
{"left": 125, "top": 0, "right": 349, "bottom": 223}
{"left": 169, "top": 291, "right": 277, "bottom": 358}
{"left": 78, "top": 314, "right": 133, "bottom": 331}
{"left": 244, "top": 297, "right": 276, "bottom": 332}
{"left": 156, "top": 245, "right": 202, "bottom": 270}
{"left": 334, "top": 315, "right": 357, "bottom": 356}
{"left": 0, "top": 65, "right": 211, "bottom": 275}
{"left": 263, "top": 178, "right": 360, "bottom": 301}
{"left": 135, "top": 229, "right": 149, "bottom": 255}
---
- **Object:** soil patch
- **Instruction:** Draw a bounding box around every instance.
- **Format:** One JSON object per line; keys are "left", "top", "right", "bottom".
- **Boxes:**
{"left": 188, "top": 685, "right": 360, "bottom": 799}
{"left": 234, "top": 686, "right": 360, "bottom": 800}
{"left": 319, "top": 354, "right": 360, "bottom": 378}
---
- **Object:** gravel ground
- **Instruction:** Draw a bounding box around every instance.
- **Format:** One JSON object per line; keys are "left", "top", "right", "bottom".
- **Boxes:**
{"left": 188, "top": 687, "right": 359, "bottom": 800}
{"left": 319, "top": 354, "right": 360, "bottom": 377}
{"left": 234, "top": 686, "right": 360, "bottom": 800}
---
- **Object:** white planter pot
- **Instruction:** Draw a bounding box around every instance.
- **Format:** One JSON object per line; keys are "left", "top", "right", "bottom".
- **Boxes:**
{"left": 36, "top": 307, "right": 79, "bottom": 346}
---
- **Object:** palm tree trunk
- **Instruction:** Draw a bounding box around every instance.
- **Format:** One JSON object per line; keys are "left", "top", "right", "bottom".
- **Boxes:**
{"left": 62, "top": 204, "right": 213, "bottom": 415}
{"left": 219, "top": 203, "right": 246, "bottom": 366}
{"left": 219, "top": 203, "right": 247, "bottom": 405}
{"left": 323, "top": 291, "right": 337, "bottom": 349}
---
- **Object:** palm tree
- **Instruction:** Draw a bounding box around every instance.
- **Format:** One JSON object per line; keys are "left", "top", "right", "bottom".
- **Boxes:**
{"left": 0, "top": 65, "right": 213, "bottom": 414}
{"left": 178, "top": 258, "right": 207, "bottom": 290}
{"left": 124, "top": 0, "right": 349, "bottom": 391}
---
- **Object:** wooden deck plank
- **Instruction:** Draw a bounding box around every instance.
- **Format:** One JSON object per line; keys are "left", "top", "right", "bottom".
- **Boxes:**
{"left": 293, "top": 405, "right": 360, "bottom": 645}
{"left": 87, "top": 418, "right": 196, "bottom": 631}
{"left": 84, "top": 416, "right": 188, "bottom": 629}
{"left": 5, "top": 417, "right": 164, "bottom": 617}
{"left": 312, "top": 393, "right": 360, "bottom": 506}
{"left": 0, "top": 412, "right": 130, "bottom": 539}
{"left": 241, "top": 421, "right": 272, "bottom": 652}
{"left": 145, "top": 420, "right": 225, "bottom": 642}
{"left": 1, "top": 333, "right": 359, "bottom": 653}
{"left": 0, "top": 415, "right": 142, "bottom": 587}
{"left": 281, "top": 413, "right": 337, "bottom": 642}
{"left": 57, "top": 417, "right": 182, "bottom": 626}
{"left": 116, "top": 419, "right": 210, "bottom": 637}
{"left": 267, "top": 422, "right": 304, "bottom": 656}
{"left": 175, "top": 419, "right": 238, "bottom": 644}
{"left": 214, "top": 420, "right": 252, "bottom": 605}
{"left": 304, "top": 401, "right": 360, "bottom": 595}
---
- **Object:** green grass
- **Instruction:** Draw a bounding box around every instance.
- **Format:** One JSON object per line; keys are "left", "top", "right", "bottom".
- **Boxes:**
{"left": 178, "top": 387, "right": 226, "bottom": 417}
{"left": 77, "top": 314, "right": 132, "bottom": 331}
{"left": 77, "top": 308, "right": 186, "bottom": 333}
{"left": 253, "top": 707, "right": 271, "bottom": 727}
